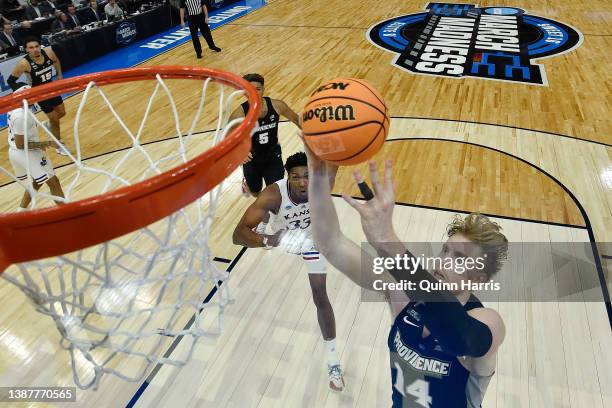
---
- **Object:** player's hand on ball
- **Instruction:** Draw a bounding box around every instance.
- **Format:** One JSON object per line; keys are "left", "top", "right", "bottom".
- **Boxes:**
{"left": 342, "top": 160, "right": 399, "bottom": 244}
{"left": 299, "top": 130, "right": 339, "bottom": 184}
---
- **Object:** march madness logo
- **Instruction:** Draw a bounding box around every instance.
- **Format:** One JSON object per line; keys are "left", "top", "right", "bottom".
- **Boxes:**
{"left": 116, "top": 21, "right": 137, "bottom": 45}
{"left": 367, "top": 3, "right": 583, "bottom": 85}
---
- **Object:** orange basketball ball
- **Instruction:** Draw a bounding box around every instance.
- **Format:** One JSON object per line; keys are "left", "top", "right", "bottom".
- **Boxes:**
{"left": 302, "top": 77, "right": 389, "bottom": 165}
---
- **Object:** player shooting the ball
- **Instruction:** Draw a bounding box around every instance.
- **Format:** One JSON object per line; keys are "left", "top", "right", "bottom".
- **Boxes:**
{"left": 303, "top": 133, "right": 508, "bottom": 407}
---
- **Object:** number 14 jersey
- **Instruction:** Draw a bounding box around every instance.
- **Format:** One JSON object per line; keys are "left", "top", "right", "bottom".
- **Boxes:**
{"left": 389, "top": 296, "right": 493, "bottom": 407}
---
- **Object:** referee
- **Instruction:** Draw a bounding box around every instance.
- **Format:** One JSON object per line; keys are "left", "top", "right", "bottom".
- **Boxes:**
{"left": 180, "top": 0, "right": 221, "bottom": 59}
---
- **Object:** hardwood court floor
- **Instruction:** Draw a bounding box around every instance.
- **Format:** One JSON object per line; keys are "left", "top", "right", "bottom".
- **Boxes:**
{"left": 0, "top": 123, "right": 609, "bottom": 407}
{"left": 0, "top": 0, "right": 610, "bottom": 406}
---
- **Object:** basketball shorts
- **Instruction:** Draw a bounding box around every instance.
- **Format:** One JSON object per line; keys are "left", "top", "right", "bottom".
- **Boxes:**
{"left": 242, "top": 145, "right": 284, "bottom": 194}
{"left": 302, "top": 250, "right": 327, "bottom": 274}
{"left": 38, "top": 96, "right": 63, "bottom": 114}
{"left": 9, "top": 147, "right": 55, "bottom": 184}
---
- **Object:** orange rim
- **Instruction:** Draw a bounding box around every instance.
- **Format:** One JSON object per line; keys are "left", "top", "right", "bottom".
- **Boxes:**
{"left": 0, "top": 66, "right": 260, "bottom": 272}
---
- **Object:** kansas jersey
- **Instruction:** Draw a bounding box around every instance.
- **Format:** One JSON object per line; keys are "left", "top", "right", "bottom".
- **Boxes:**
{"left": 389, "top": 295, "right": 492, "bottom": 408}
{"left": 25, "top": 49, "right": 54, "bottom": 87}
{"left": 271, "top": 178, "right": 311, "bottom": 236}
{"left": 241, "top": 97, "right": 280, "bottom": 157}
{"left": 269, "top": 178, "right": 326, "bottom": 273}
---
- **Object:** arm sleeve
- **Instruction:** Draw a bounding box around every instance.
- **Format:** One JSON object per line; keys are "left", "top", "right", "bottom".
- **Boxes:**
{"left": 179, "top": 0, "right": 186, "bottom": 8}
{"left": 388, "top": 251, "right": 493, "bottom": 357}
{"left": 7, "top": 75, "right": 19, "bottom": 90}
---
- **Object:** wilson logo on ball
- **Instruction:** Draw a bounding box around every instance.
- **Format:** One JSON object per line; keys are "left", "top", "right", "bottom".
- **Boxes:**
{"left": 302, "top": 105, "right": 356, "bottom": 123}
{"left": 311, "top": 82, "right": 351, "bottom": 95}
{"left": 302, "top": 77, "right": 389, "bottom": 165}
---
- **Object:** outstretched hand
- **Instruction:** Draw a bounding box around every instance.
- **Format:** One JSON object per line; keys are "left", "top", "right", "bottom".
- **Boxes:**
{"left": 342, "top": 160, "right": 399, "bottom": 243}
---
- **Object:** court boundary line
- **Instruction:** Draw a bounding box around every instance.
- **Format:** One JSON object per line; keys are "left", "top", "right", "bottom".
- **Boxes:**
{"left": 390, "top": 117, "right": 612, "bottom": 147}
{"left": 0, "top": 130, "right": 214, "bottom": 188}
{"left": 225, "top": 22, "right": 612, "bottom": 38}
{"left": 1, "top": 122, "right": 608, "bottom": 328}
{"left": 332, "top": 194, "right": 586, "bottom": 230}
{"left": 3, "top": 110, "right": 607, "bottom": 190}
{"left": 126, "top": 196, "right": 610, "bottom": 406}
{"left": 0, "top": 1, "right": 268, "bottom": 130}
{"left": 125, "top": 246, "right": 248, "bottom": 408}
{"left": 125, "top": 185, "right": 610, "bottom": 407}
{"left": 384, "top": 137, "right": 611, "bottom": 330}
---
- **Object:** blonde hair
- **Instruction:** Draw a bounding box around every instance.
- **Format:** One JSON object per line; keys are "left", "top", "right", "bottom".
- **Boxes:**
{"left": 446, "top": 213, "right": 508, "bottom": 278}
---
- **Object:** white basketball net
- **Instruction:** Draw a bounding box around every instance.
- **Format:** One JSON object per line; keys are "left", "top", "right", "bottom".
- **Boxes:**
{"left": 0, "top": 74, "right": 248, "bottom": 389}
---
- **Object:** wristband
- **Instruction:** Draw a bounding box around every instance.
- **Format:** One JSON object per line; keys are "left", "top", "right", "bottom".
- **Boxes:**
{"left": 262, "top": 236, "right": 272, "bottom": 249}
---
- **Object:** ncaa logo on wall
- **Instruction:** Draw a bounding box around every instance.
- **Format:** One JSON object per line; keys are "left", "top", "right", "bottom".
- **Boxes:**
{"left": 367, "top": 2, "right": 583, "bottom": 85}
{"left": 116, "top": 21, "right": 137, "bottom": 45}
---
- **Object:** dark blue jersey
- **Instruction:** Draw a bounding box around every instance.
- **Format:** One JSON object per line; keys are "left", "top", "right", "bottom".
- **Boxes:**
{"left": 388, "top": 295, "right": 492, "bottom": 407}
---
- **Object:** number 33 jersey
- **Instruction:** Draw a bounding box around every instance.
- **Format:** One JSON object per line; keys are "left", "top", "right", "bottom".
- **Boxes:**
{"left": 269, "top": 178, "right": 314, "bottom": 254}
{"left": 388, "top": 296, "right": 493, "bottom": 408}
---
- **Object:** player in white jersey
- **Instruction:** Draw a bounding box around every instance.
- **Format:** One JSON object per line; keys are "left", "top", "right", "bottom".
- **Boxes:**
{"left": 233, "top": 152, "right": 345, "bottom": 391}
{"left": 7, "top": 84, "right": 65, "bottom": 210}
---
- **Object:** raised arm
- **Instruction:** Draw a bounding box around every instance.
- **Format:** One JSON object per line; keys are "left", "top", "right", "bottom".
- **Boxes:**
{"left": 306, "top": 140, "right": 391, "bottom": 290}
{"left": 345, "top": 162, "right": 504, "bottom": 366}
{"left": 273, "top": 99, "right": 301, "bottom": 129}
{"left": 232, "top": 184, "right": 282, "bottom": 248}
{"left": 227, "top": 105, "right": 252, "bottom": 163}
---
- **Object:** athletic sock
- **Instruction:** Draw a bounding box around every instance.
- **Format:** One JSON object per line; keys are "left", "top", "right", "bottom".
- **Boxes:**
{"left": 325, "top": 338, "right": 340, "bottom": 367}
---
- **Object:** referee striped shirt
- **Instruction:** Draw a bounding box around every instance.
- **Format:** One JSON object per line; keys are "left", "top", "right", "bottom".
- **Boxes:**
{"left": 180, "top": 0, "right": 206, "bottom": 16}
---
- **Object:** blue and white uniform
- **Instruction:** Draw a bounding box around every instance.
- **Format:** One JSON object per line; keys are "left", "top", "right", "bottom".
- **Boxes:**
{"left": 270, "top": 178, "right": 326, "bottom": 273}
{"left": 389, "top": 295, "right": 492, "bottom": 407}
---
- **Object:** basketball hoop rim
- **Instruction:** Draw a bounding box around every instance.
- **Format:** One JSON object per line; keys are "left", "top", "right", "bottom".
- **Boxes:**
{"left": 0, "top": 66, "right": 260, "bottom": 272}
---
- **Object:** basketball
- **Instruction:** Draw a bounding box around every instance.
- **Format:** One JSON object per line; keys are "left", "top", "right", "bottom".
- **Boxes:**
{"left": 302, "top": 77, "right": 389, "bottom": 165}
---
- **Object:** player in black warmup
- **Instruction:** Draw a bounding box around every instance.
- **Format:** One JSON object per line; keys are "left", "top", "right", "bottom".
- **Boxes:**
{"left": 305, "top": 140, "right": 508, "bottom": 408}
{"left": 8, "top": 37, "right": 69, "bottom": 156}
{"left": 229, "top": 73, "right": 301, "bottom": 197}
